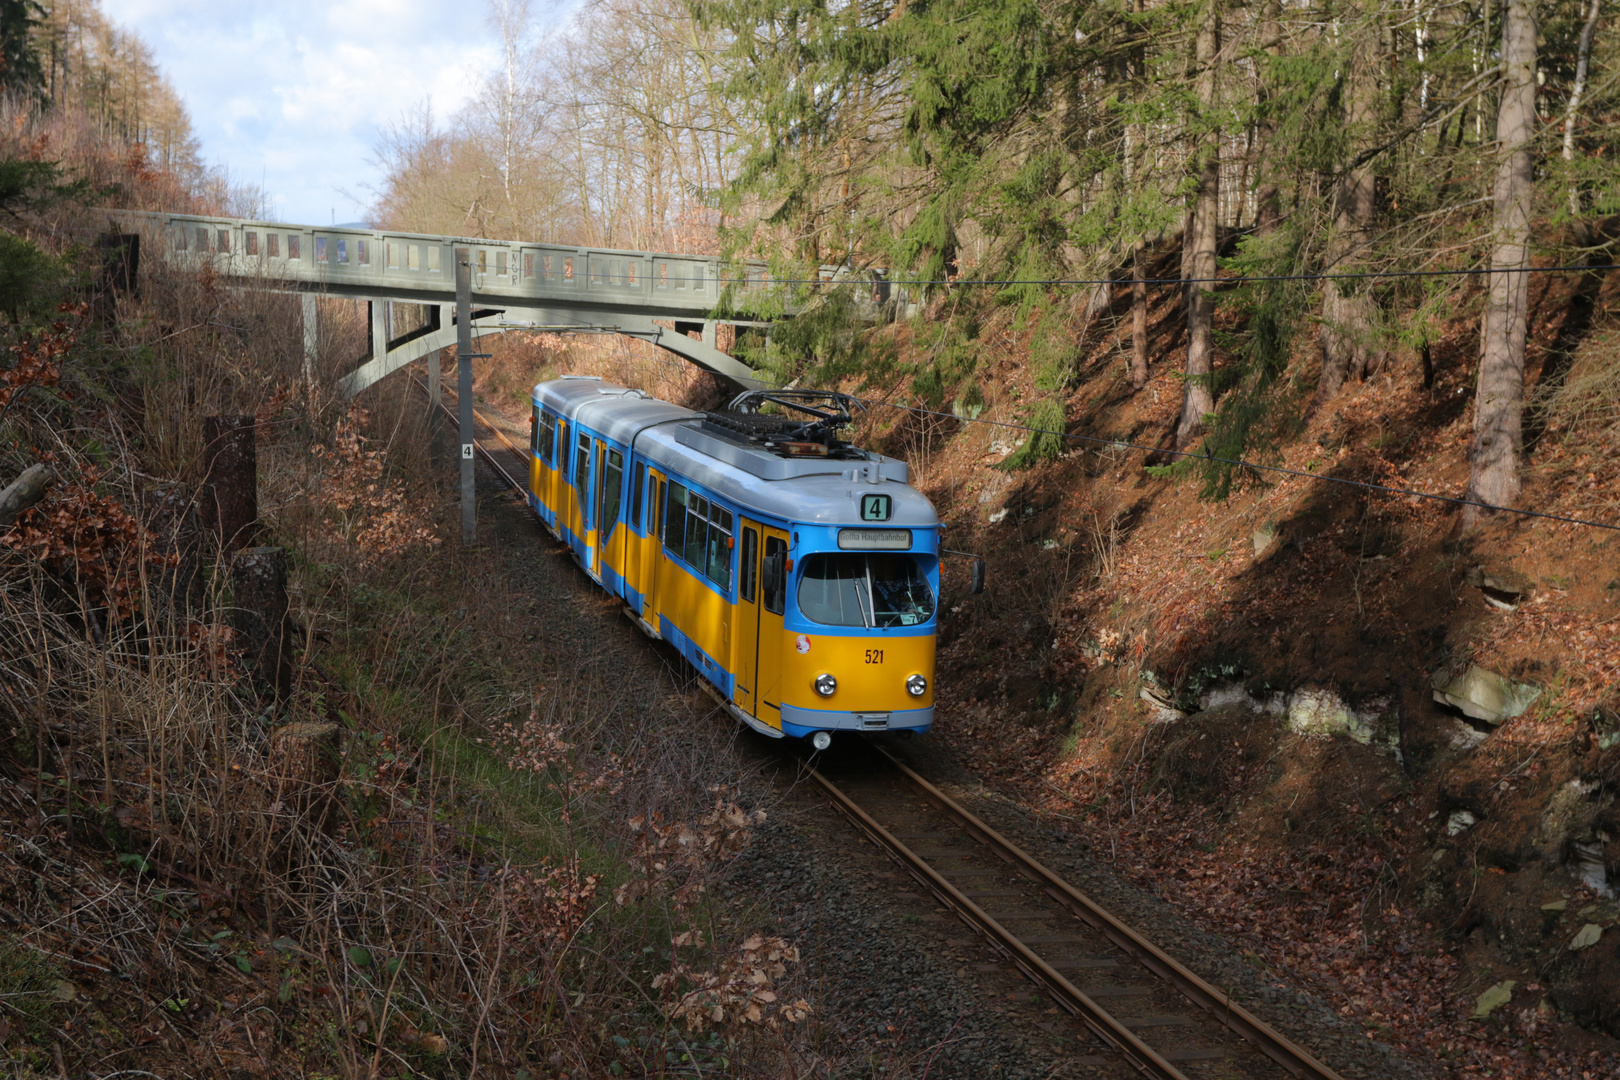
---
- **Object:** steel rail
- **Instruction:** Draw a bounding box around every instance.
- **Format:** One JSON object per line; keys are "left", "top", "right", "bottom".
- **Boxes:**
{"left": 806, "top": 765, "right": 1193, "bottom": 1080}
{"left": 412, "top": 375, "right": 528, "bottom": 496}
{"left": 865, "top": 744, "right": 1348, "bottom": 1080}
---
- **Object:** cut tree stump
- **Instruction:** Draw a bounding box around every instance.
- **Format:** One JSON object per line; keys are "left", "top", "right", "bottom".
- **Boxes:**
{"left": 231, "top": 545, "right": 291, "bottom": 702}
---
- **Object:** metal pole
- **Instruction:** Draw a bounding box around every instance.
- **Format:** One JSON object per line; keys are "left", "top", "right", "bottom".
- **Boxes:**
{"left": 456, "top": 248, "right": 475, "bottom": 547}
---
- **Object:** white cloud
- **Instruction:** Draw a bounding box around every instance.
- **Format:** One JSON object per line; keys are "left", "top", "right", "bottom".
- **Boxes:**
{"left": 101, "top": 1, "right": 523, "bottom": 225}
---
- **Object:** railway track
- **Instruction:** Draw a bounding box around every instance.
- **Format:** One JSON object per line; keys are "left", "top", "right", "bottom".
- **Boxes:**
{"left": 809, "top": 742, "right": 1349, "bottom": 1080}
{"left": 428, "top": 377, "right": 1347, "bottom": 1078}
{"left": 414, "top": 376, "right": 532, "bottom": 496}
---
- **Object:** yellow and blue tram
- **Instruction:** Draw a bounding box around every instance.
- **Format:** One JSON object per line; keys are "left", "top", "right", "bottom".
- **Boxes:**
{"left": 527, "top": 377, "right": 938, "bottom": 745}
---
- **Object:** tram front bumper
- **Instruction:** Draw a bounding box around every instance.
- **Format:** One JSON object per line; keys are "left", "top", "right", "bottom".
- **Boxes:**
{"left": 779, "top": 703, "right": 934, "bottom": 737}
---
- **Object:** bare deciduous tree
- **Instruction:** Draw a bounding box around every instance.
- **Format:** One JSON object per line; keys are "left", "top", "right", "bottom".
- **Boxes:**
{"left": 1563, "top": 0, "right": 1602, "bottom": 221}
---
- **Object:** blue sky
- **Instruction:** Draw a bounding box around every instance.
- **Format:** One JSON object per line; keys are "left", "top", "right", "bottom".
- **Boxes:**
{"left": 103, "top": 1, "right": 518, "bottom": 225}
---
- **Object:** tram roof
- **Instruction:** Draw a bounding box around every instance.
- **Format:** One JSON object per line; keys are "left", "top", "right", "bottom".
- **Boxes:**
{"left": 533, "top": 378, "right": 940, "bottom": 530}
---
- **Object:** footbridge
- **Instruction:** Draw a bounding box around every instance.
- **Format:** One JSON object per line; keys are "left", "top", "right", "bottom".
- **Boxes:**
{"left": 107, "top": 211, "right": 910, "bottom": 396}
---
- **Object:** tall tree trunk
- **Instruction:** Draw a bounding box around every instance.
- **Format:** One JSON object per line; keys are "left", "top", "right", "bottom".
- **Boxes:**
{"left": 1178, "top": 0, "right": 1221, "bottom": 446}
{"left": 1128, "top": 0, "right": 1151, "bottom": 389}
{"left": 1253, "top": 0, "right": 1283, "bottom": 236}
{"left": 1318, "top": 5, "right": 1385, "bottom": 401}
{"left": 1131, "top": 239, "right": 1150, "bottom": 388}
{"left": 1563, "top": 0, "right": 1601, "bottom": 223}
{"left": 1465, "top": 0, "right": 1537, "bottom": 525}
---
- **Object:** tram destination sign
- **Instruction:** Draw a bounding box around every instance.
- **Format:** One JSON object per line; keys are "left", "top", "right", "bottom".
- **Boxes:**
{"left": 838, "top": 528, "right": 912, "bottom": 550}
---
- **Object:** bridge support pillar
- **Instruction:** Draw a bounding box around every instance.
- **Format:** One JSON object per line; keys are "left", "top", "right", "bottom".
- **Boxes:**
{"left": 368, "top": 300, "right": 386, "bottom": 366}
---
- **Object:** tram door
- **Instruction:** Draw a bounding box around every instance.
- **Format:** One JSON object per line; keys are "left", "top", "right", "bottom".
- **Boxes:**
{"left": 551, "top": 419, "right": 567, "bottom": 525}
{"left": 527, "top": 407, "right": 540, "bottom": 497}
{"left": 754, "top": 526, "right": 790, "bottom": 730}
{"left": 591, "top": 438, "right": 607, "bottom": 579}
{"left": 644, "top": 472, "right": 665, "bottom": 619}
{"left": 571, "top": 432, "right": 592, "bottom": 568}
{"left": 595, "top": 443, "right": 625, "bottom": 590}
{"left": 733, "top": 523, "right": 762, "bottom": 714}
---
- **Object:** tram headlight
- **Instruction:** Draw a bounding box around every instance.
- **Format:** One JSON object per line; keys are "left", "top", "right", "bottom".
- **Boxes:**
{"left": 814, "top": 673, "right": 837, "bottom": 697}
{"left": 906, "top": 674, "right": 928, "bottom": 698}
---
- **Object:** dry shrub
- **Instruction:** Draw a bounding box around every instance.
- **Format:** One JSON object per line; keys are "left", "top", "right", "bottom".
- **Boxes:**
{"left": 0, "top": 307, "right": 78, "bottom": 420}
{"left": 1533, "top": 326, "right": 1620, "bottom": 440}
{"left": 1, "top": 464, "right": 173, "bottom": 622}
{"left": 615, "top": 795, "right": 766, "bottom": 909}
{"left": 476, "top": 327, "right": 729, "bottom": 414}
{"left": 309, "top": 404, "right": 440, "bottom": 567}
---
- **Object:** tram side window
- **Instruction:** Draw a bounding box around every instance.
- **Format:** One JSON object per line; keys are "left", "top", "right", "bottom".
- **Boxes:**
{"left": 630, "top": 465, "right": 645, "bottom": 530}
{"left": 530, "top": 406, "right": 540, "bottom": 455}
{"left": 573, "top": 433, "right": 590, "bottom": 493}
{"left": 601, "top": 449, "right": 625, "bottom": 538}
{"left": 535, "top": 411, "right": 556, "bottom": 465}
{"left": 762, "top": 536, "right": 787, "bottom": 615}
{"left": 739, "top": 527, "right": 758, "bottom": 603}
{"left": 684, "top": 494, "right": 709, "bottom": 572}
{"left": 664, "top": 482, "right": 688, "bottom": 556}
{"left": 705, "top": 504, "right": 732, "bottom": 589}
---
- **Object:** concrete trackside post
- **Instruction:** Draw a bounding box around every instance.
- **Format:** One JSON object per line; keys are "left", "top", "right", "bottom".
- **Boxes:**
{"left": 231, "top": 545, "right": 292, "bottom": 702}
{"left": 201, "top": 415, "right": 258, "bottom": 554}
{"left": 456, "top": 248, "right": 475, "bottom": 547}
{"left": 301, "top": 293, "right": 318, "bottom": 392}
{"left": 144, "top": 483, "right": 203, "bottom": 617}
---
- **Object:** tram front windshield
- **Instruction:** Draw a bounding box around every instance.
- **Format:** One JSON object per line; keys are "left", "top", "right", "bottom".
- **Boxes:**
{"left": 797, "top": 553, "right": 935, "bottom": 629}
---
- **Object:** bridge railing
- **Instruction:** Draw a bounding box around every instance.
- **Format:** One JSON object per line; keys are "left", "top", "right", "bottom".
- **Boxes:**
{"left": 111, "top": 211, "right": 784, "bottom": 311}
{"left": 109, "top": 210, "right": 919, "bottom": 319}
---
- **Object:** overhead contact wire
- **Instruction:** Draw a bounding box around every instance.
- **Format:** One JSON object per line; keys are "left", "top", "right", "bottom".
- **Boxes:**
{"left": 750, "top": 261, "right": 1620, "bottom": 288}
{"left": 600, "top": 345, "right": 1620, "bottom": 533}
{"left": 856, "top": 398, "right": 1620, "bottom": 533}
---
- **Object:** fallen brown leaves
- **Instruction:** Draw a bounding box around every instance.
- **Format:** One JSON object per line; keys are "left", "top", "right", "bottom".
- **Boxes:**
{"left": 654, "top": 932, "right": 812, "bottom": 1034}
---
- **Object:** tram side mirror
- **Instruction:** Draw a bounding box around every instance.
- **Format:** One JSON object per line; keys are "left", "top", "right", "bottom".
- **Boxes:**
{"left": 969, "top": 557, "right": 986, "bottom": 595}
